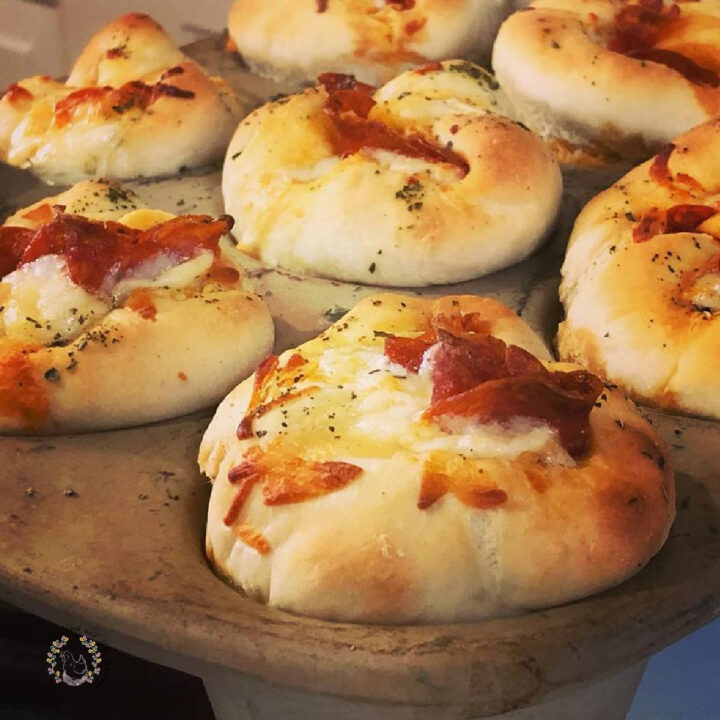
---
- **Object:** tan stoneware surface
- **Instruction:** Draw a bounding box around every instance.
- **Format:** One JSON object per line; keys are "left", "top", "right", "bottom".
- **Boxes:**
{"left": 0, "top": 35, "right": 718, "bottom": 717}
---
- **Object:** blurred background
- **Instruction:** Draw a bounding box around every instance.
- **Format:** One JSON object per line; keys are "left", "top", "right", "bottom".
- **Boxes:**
{"left": 0, "top": 0, "right": 228, "bottom": 88}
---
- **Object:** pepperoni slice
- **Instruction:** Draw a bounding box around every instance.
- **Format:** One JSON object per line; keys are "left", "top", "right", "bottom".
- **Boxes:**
{"left": 666, "top": 204, "right": 717, "bottom": 233}
{"left": 1, "top": 210, "right": 232, "bottom": 293}
{"left": 318, "top": 73, "right": 469, "bottom": 175}
{"left": 608, "top": 3, "right": 719, "bottom": 87}
{"left": 425, "top": 370, "right": 603, "bottom": 458}
{"left": 382, "top": 310, "right": 603, "bottom": 457}
{"left": 0, "top": 226, "right": 33, "bottom": 277}
{"left": 633, "top": 203, "right": 717, "bottom": 242}
{"left": 384, "top": 333, "right": 434, "bottom": 372}
{"left": 430, "top": 334, "right": 508, "bottom": 403}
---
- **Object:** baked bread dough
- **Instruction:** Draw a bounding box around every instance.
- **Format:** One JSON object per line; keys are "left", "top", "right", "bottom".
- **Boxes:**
{"left": 0, "top": 179, "right": 274, "bottom": 434}
{"left": 201, "top": 293, "right": 674, "bottom": 623}
{"left": 0, "top": 13, "right": 243, "bottom": 184}
{"left": 559, "top": 118, "right": 720, "bottom": 418}
{"left": 227, "top": 0, "right": 513, "bottom": 86}
{"left": 493, "top": 0, "right": 720, "bottom": 165}
{"left": 222, "top": 62, "right": 562, "bottom": 286}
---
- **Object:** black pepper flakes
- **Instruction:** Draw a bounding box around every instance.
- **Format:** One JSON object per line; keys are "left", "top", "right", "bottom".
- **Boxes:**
{"left": 43, "top": 368, "right": 61, "bottom": 383}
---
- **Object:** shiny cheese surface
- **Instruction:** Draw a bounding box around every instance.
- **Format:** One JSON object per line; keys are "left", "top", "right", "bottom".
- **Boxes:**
{"left": 1, "top": 255, "right": 110, "bottom": 344}
{"left": 249, "top": 343, "right": 571, "bottom": 464}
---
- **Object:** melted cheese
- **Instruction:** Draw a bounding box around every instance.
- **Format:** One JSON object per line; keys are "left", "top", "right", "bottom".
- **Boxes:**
{"left": 0, "top": 207, "right": 220, "bottom": 344}
{"left": 118, "top": 208, "right": 175, "bottom": 230}
{"left": 112, "top": 251, "right": 214, "bottom": 303}
{"left": 0, "top": 255, "right": 109, "bottom": 344}
{"left": 251, "top": 344, "right": 572, "bottom": 465}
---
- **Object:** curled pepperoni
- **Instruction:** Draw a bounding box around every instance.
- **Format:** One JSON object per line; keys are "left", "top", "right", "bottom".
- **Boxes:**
{"left": 0, "top": 210, "right": 232, "bottom": 292}
{"left": 384, "top": 333, "right": 434, "bottom": 372}
{"left": 318, "top": 72, "right": 376, "bottom": 118}
{"left": 383, "top": 311, "right": 603, "bottom": 457}
{"left": 318, "top": 73, "right": 469, "bottom": 175}
{"left": 425, "top": 369, "right": 603, "bottom": 458}
{"left": 430, "top": 334, "right": 508, "bottom": 403}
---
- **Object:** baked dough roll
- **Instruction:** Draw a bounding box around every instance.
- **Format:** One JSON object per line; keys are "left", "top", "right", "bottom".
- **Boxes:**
{"left": 493, "top": 0, "right": 720, "bottom": 165}
{"left": 222, "top": 62, "right": 562, "bottom": 286}
{"left": 558, "top": 119, "right": 720, "bottom": 418}
{"left": 0, "top": 180, "right": 274, "bottom": 434}
{"left": 0, "top": 13, "right": 243, "bottom": 184}
{"left": 228, "top": 0, "right": 513, "bottom": 86}
{"left": 201, "top": 294, "right": 674, "bottom": 623}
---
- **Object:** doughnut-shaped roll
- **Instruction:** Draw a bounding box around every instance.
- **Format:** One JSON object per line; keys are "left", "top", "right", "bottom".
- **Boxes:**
{"left": 0, "top": 13, "right": 243, "bottom": 184}
{"left": 228, "top": 0, "right": 514, "bottom": 86}
{"left": 200, "top": 293, "right": 674, "bottom": 623}
{"left": 558, "top": 119, "right": 720, "bottom": 417}
{"left": 493, "top": 0, "right": 720, "bottom": 164}
{"left": 0, "top": 180, "right": 274, "bottom": 434}
{"left": 222, "top": 62, "right": 562, "bottom": 286}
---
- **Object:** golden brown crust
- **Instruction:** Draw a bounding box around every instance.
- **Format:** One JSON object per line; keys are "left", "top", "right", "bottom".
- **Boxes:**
{"left": 493, "top": 0, "right": 720, "bottom": 164}
{"left": 5, "top": 290, "right": 273, "bottom": 434}
{"left": 202, "top": 293, "right": 674, "bottom": 623}
{"left": 0, "top": 13, "right": 243, "bottom": 184}
{"left": 228, "top": 0, "right": 513, "bottom": 85}
{"left": 559, "top": 116, "right": 720, "bottom": 418}
{"left": 0, "top": 181, "right": 275, "bottom": 434}
{"left": 222, "top": 62, "right": 561, "bottom": 286}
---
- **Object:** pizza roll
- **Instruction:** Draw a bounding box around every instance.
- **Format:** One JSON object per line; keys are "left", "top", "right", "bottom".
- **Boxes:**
{"left": 0, "top": 180, "right": 274, "bottom": 434}
{"left": 222, "top": 62, "right": 562, "bottom": 286}
{"left": 201, "top": 294, "right": 674, "bottom": 623}
{"left": 228, "top": 0, "right": 514, "bottom": 86}
{"left": 0, "top": 13, "right": 243, "bottom": 184}
{"left": 493, "top": 0, "right": 720, "bottom": 165}
{"left": 559, "top": 118, "right": 720, "bottom": 418}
